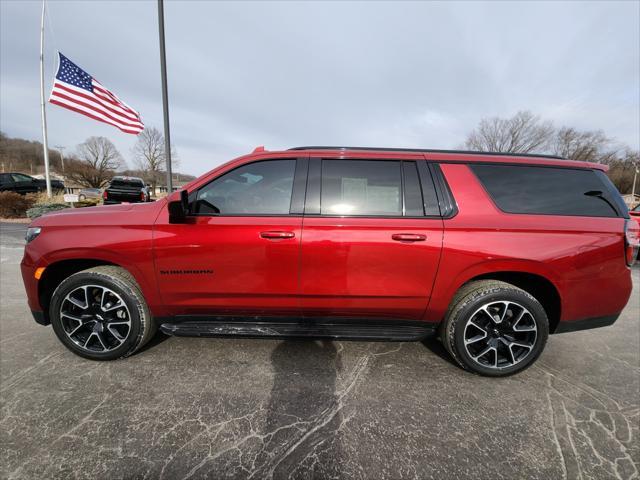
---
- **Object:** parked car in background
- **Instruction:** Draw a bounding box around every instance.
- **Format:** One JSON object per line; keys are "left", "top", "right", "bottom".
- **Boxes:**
{"left": 102, "top": 176, "right": 151, "bottom": 204}
{"left": 21, "top": 147, "right": 638, "bottom": 376}
{"left": 78, "top": 188, "right": 102, "bottom": 201}
{"left": 630, "top": 204, "right": 640, "bottom": 261}
{"left": 0, "top": 172, "right": 64, "bottom": 195}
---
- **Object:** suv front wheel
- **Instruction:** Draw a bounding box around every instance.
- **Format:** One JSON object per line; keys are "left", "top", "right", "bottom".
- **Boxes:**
{"left": 441, "top": 280, "right": 549, "bottom": 376}
{"left": 49, "top": 266, "right": 156, "bottom": 360}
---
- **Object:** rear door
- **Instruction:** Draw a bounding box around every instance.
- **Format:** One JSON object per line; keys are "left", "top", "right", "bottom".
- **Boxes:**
{"left": 299, "top": 157, "right": 444, "bottom": 320}
{"left": 153, "top": 157, "right": 307, "bottom": 317}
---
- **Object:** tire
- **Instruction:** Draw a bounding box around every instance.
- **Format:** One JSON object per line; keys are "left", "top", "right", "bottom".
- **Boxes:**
{"left": 78, "top": 194, "right": 86, "bottom": 201}
{"left": 440, "top": 280, "right": 549, "bottom": 377}
{"left": 49, "top": 266, "right": 156, "bottom": 360}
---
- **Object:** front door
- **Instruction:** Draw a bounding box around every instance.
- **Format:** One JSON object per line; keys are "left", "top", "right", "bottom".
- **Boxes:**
{"left": 153, "top": 158, "right": 305, "bottom": 317}
{"left": 300, "top": 158, "right": 444, "bottom": 320}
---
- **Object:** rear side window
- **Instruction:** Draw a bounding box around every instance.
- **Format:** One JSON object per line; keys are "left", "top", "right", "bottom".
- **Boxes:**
{"left": 471, "top": 164, "right": 621, "bottom": 217}
{"left": 402, "top": 162, "right": 424, "bottom": 216}
{"left": 321, "top": 160, "right": 402, "bottom": 216}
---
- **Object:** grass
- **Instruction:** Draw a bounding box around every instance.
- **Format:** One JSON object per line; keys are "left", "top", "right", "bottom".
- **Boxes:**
{"left": 26, "top": 191, "right": 67, "bottom": 205}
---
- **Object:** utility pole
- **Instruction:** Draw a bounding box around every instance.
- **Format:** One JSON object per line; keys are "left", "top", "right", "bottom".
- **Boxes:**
{"left": 632, "top": 165, "right": 638, "bottom": 202}
{"left": 55, "top": 145, "right": 65, "bottom": 172}
{"left": 157, "top": 0, "right": 173, "bottom": 193}
{"left": 39, "top": 0, "right": 52, "bottom": 197}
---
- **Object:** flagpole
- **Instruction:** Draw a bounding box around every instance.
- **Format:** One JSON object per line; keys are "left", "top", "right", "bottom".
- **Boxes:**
{"left": 157, "top": 0, "right": 173, "bottom": 193}
{"left": 40, "top": 0, "right": 52, "bottom": 197}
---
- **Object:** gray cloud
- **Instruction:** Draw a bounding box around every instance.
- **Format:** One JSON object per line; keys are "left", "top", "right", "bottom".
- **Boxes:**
{"left": 1, "top": 0, "right": 638, "bottom": 176}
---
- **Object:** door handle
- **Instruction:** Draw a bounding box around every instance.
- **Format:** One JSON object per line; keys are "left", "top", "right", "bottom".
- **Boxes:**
{"left": 260, "top": 231, "right": 295, "bottom": 239}
{"left": 392, "top": 233, "right": 426, "bottom": 242}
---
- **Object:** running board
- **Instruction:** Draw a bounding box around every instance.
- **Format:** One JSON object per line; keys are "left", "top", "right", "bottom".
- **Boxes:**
{"left": 159, "top": 318, "right": 437, "bottom": 341}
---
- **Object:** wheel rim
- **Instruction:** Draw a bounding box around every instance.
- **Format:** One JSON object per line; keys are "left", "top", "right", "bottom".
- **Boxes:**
{"left": 59, "top": 284, "right": 132, "bottom": 353}
{"left": 463, "top": 301, "right": 537, "bottom": 370}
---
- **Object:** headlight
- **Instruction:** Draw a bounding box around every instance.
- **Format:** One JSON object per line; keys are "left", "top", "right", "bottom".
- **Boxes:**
{"left": 25, "top": 227, "right": 41, "bottom": 244}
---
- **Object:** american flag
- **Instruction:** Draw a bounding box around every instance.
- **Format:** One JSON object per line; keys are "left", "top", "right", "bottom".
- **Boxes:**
{"left": 49, "top": 52, "right": 144, "bottom": 135}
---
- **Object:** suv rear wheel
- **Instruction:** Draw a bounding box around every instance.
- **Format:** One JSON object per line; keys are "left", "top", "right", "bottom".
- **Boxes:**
{"left": 49, "top": 266, "right": 156, "bottom": 360}
{"left": 441, "top": 280, "right": 549, "bottom": 376}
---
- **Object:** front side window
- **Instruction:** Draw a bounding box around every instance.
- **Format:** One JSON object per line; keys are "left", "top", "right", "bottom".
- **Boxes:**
{"left": 193, "top": 159, "right": 296, "bottom": 215}
{"left": 471, "top": 164, "right": 620, "bottom": 217}
{"left": 321, "top": 160, "right": 403, "bottom": 216}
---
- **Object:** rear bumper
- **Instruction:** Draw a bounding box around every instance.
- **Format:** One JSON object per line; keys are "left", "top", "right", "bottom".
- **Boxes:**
{"left": 553, "top": 314, "right": 620, "bottom": 334}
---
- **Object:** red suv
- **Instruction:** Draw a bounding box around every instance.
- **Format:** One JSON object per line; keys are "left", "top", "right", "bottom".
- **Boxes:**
{"left": 21, "top": 147, "right": 638, "bottom": 376}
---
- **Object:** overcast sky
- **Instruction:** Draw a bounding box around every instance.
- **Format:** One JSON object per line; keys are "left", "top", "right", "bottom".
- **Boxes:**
{"left": 1, "top": 1, "right": 638, "bottom": 176}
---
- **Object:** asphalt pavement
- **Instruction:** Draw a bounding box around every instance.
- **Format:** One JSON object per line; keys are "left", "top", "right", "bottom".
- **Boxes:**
{"left": 1, "top": 222, "right": 638, "bottom": 479}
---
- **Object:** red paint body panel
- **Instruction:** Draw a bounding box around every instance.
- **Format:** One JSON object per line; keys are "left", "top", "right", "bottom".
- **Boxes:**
{"left": 22, "top": 202, "right": 167, "bottom": 316}
{"left": 426, "top": 164, "right": 631, "bottom": 325}
{"left": 21, "top": 147, "right": 632, "bottom": 333}
{"left": 153, "top": 209, "right": 302, "bottom": 316}
{"left": 300, "top": 217, "right": 443, "bottom": 320}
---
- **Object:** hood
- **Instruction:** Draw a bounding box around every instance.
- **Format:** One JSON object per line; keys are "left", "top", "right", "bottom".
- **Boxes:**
{"left": 30, "top": 199, "right": 166, "bottom": 228}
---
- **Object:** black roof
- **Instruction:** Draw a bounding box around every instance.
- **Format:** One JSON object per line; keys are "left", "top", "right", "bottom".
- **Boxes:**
{"left": 288, "top": 146, "right": 564, "bottom": 160}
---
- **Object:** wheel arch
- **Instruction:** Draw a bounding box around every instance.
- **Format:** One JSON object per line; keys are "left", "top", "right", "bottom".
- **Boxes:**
{"left": 461, "top": 271, "right": 562, "bottom": 334}
{"left": 38, "top": 259, "right": 118, "bottom": 324}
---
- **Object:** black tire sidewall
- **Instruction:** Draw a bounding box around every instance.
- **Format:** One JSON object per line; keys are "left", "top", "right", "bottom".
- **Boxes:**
{"left": 452, "top": 289, "right": 549, "bottom": 377}
{"left": 50, "top": 272, "right": 143, "bottom": 360}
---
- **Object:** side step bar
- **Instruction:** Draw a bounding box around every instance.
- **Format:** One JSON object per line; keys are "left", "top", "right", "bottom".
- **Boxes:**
{"left": 159, "top": 318, "right": 437, "bottom": 341}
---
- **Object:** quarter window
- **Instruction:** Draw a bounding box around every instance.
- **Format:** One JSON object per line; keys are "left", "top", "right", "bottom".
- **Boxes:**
{"left": 193, "top": 160, "right": 296, "bottom": 215}
{"left": 471, "top": 164, "right": 620, "bottom": 217}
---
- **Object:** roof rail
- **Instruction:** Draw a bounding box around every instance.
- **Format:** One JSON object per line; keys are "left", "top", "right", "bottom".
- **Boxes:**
{"left": 287, "top": 146, "right": 565, "bottom": 160}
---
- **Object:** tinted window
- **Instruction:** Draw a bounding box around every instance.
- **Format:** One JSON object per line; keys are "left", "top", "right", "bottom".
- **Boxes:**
{"left": 471, "top": 164, "right": 620, "bottom": 217}
{"left": 110, "top": 179, "right": 144, "bottom": 188}
{"left": 0, "top": 173, "right": 11, "bottom": 184}
{"left": 403, "top": 162, "right": 424, "bottom": 216}
{"left": 321, "top": 160, "right": 402, "bottom": 216}
{"left": 11, "top": 173, "right": 32, "bottom": 182}
{"left": 194, "top": 160, "right": 296, "bottom": 215}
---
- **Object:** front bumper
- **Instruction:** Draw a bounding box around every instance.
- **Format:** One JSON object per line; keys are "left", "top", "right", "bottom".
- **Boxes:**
{"left": 20, "top": 258, "right": 42, "bottom": 314}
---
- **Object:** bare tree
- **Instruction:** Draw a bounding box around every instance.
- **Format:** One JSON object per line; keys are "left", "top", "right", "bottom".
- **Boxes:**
{"left": 603, "top": 149, "right": 639, "bottom": 194}
{"left": 65, "top": 137, "right": 123, "bottom": 188}
{"left": 464, "top": 111, "right": 555, "bottom": 154}
{"left": 132, "top": 127, "right": 177, "bottom": 192}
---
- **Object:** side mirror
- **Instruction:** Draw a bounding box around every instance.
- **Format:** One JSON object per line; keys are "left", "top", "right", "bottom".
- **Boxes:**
{"left": 168, "top": 189, "right": 189, "bottom": 224}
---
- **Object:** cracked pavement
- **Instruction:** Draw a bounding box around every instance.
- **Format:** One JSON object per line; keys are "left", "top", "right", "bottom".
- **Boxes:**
{"left": 1, "top": 223, "right": 638, "bottom": 479}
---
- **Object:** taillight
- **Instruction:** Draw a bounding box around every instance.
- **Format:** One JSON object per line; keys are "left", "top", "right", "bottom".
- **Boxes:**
{"left": 103, "top": 190, "right": 108, "bottom": 199}
{"left": 624, "top": 219, "right": 639, "bottom": 267}
{"left": 141, "top": 191, "right": 146, "bottom": 201}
